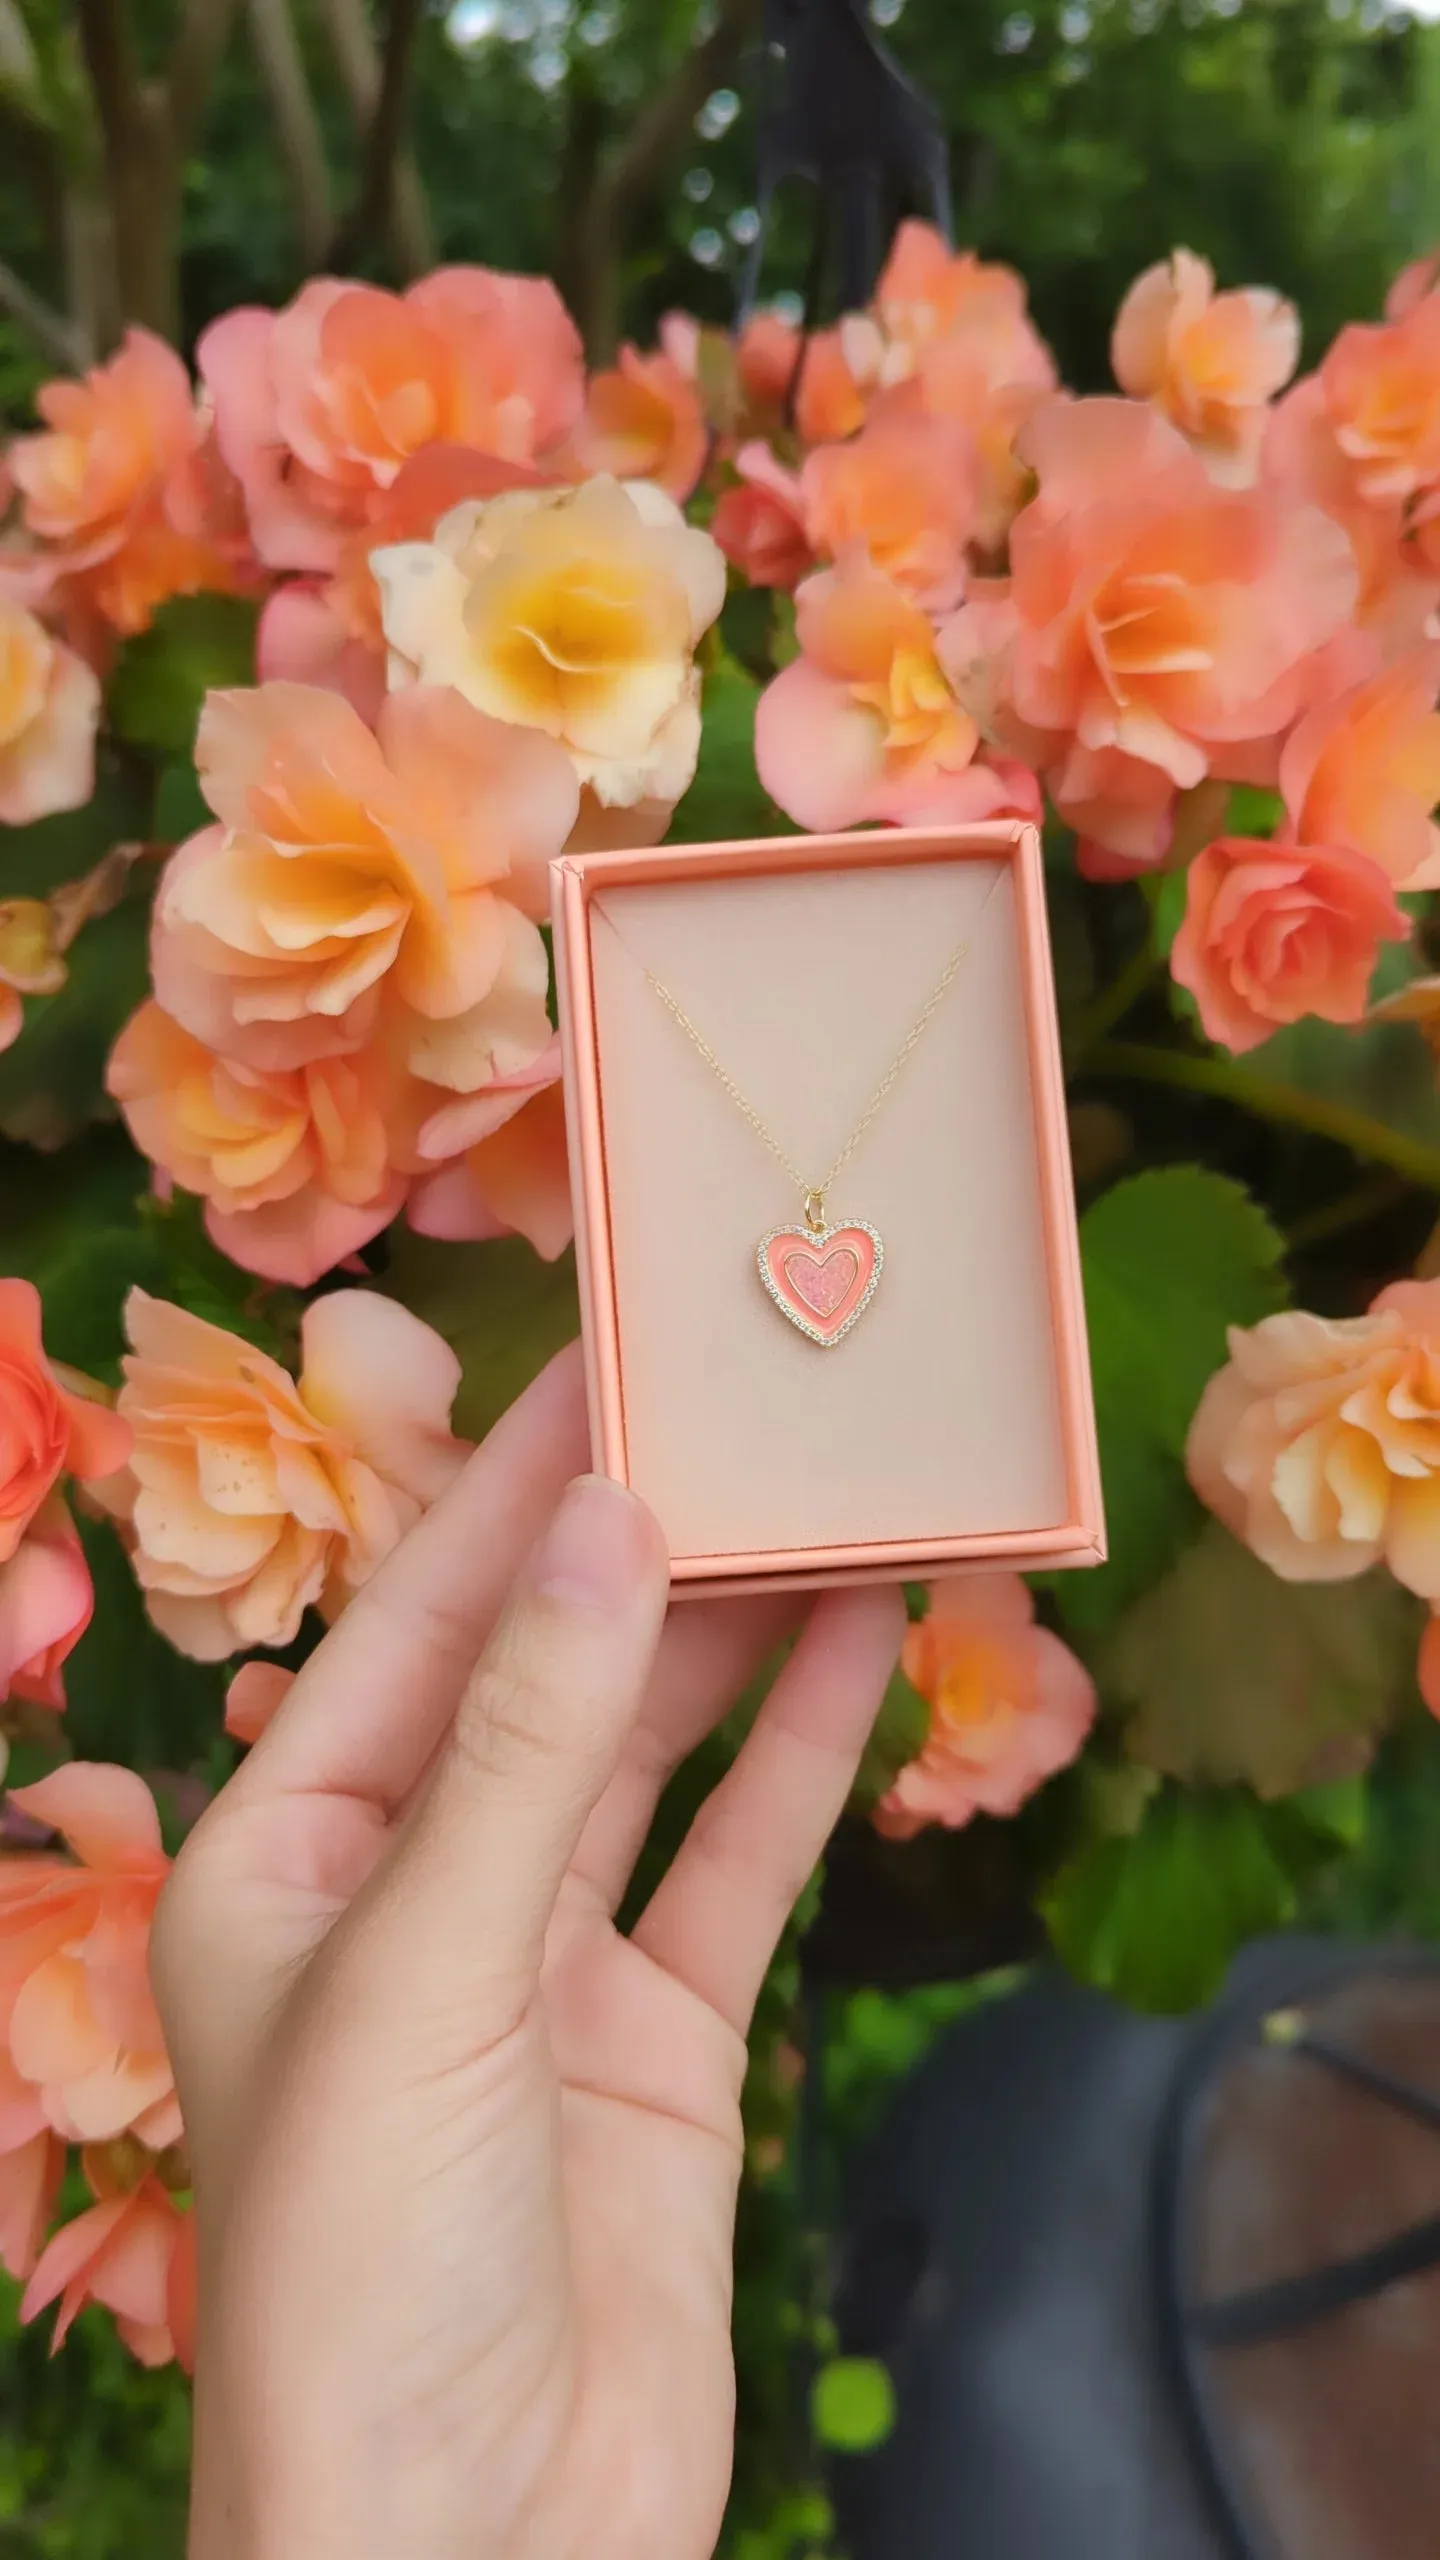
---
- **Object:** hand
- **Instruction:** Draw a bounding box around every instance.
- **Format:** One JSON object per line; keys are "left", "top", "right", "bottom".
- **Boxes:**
{"left": 154, "top": 1343, "right": 903, "bottom": 2560}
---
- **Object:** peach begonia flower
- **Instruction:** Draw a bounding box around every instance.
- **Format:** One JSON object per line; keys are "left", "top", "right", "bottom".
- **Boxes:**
{"left": 0, "top": 599, "right": 99, "bottom": 823}
{"left": 569, "top": 345, "right": 707, "bottom": 501}
{"left": 1005, "top": 397, "right": 1357, "bottom": 864}
{"left": 1419, "top": 1612, "right": 1440, "bottom": 1720}
{"left": 1278, "top": 642, "right": 1440, "bottom": 891}
{"left": 737, "top": 310, "right": 801, "bottom": 411}
{"left": 199, "top": 267, "right": 583, "bottom": 573}
{"left": 257, "top": 443, "right": 550, "bottom": 719}
{"left": 1170, "top": 834, "right": 1408, "bottom": 1055}
{"left": 224, "top": 1659, "right": 296, "bottom": 1746}
{"left": 1112, "top": 249, "right": 1300, "bottom": 484}
{"left": 151, "top": 680, "right": 575, "bottom": 1086}
{"left": 100, "top": 1287, "right": 470, "bottom": 1659}
{"left": 22, "top": 2161, "right": 193, "bottom": 2368}
{"left": 755, "top": 553, "right": 1004, "bottom": 830}
{"left": 1263, "top": 378, "right": 1439, "bottom": 655}
{"left": 874, "top": 1574, "right": 1095, "bottom": 1840}
{"left": 407, "top": 1036, "right": 572, "bottom": 1259}
{"left": 0, "top": 2126, "right": 62, "bottom": 2281}
{"left": 1319, "top": 292, "right": 1440, "bottom": 504}
{"left": 372, "top": 476, "right": 725, "bottom": 836}
{"left": 1187, "top": 1277, "right": 1440, "bottom": 1598}
{"left": 712, "top": 441, "right": 814, "bottom": 590}
{"left": 794, "top": 330, "right": 871, "bottom": 445}
{"left": 0, "top": 1764, "right": 177, "bottom": 2155}
{"left": 8, "top": 330, "right": 251, "bottom": 636}
{"left": 800, "top": 410, "right": 978, "bottom": 610}
{"left": 1389, "top": 252, "right": 1440, "bottom": 322}
{"left": 108, "top": 1002, "right": 571, "bottom": 1283}
{"left": 0, "top": 1279, "right": 130, "bottom": 1564}
{"left": 874, "top": 223, "right": 1044, "bottom": 364}
{"left": 0, "top": 1495, "right": 97, "bottom": 1711}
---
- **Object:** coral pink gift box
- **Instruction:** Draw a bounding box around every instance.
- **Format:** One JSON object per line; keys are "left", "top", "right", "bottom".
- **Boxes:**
{"left": 550, "top": 821, "right": 1104, "bottom": 1597}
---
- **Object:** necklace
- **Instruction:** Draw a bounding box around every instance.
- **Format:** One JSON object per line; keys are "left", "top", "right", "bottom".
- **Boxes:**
{"left": 607, "top": 870, "right": 1003, "bottom": 1347}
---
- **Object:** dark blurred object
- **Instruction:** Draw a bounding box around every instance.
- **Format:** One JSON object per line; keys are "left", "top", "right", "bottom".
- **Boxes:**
{"left": 831, "top": 1940, "right": 1440, "bottom": 2558}
{"left": 738, "top": 0, "right": 951, "bottom": 323}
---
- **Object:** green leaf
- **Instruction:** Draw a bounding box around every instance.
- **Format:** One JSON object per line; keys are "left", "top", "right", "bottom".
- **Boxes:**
{"left": 108, "top": 595, "right": 258, "bottom": 758}
{"left": 377, "top": 1230, "right": 580, "bottom": 1442}
{"left": 0, "top": 768, "right": 147, "bottom": 900}
{"left": 668, "top": 649, "right": 796, "bottom": 845}
{"left": 810, "top": 2358, "right": 896, "bottom": 2454}
{"left": 1226, "top": 784, "right": 1285, "bottom": 839}
{"left": 1105, "top": 1523, "right": 1421, "bottom": 1798}
{"left": 0, "top": 886, "right": 150, "bottom": 1146}
{"left": 152, "top": 759, "right": 210, "bottom": 844}
{"left": 63, "top": 1512, "right": 230, "bottom": 1771}
{"left": 1242, "top": 938, "right": 1440, "bottom": 1159}
{"left": 1042, "top": 1786, "right": 1303, "bottom": 2012}
{"left": 1058, "top": 1169, "right": 1288, "bottom": 1634}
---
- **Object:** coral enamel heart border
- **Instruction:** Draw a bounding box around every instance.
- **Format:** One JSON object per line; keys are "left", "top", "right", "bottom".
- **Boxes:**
{"left": 755, "top": 1217, "right": 885, "bottom": 1348}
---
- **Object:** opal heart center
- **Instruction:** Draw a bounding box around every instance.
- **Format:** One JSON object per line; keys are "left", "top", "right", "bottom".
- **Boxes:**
{"left": 757, "top": 1218, "right": 883, "bottom": 1346}
{"left": 783, "top": 1246, "right": 858, "bottom": 1319}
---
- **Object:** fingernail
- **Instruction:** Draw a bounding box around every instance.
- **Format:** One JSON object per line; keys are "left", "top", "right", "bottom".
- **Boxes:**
{"left": 533, "top": 1475, "right": 660, "bottom": 1609}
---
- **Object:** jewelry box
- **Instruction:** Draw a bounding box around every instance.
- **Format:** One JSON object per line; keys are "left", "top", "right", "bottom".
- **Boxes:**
{"left": 550, "top": 822, "right": 1104, "bottom": 1596}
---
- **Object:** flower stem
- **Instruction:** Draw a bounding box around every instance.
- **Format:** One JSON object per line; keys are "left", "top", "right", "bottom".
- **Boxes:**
{"left": 1065, "top": 940, "right": 1165, "bottom": 1068}
{"left": 1088, "top": 1039, "right": 1440, "bottom": 1195}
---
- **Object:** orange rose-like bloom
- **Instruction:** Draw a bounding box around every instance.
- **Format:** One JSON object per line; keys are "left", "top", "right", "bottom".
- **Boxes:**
{"left": 1278, "top": 642, "right": 1440, "bottom": 891}
{"left": 1319, "top": 294, "right": 1440, "bottom": 503}
{"left": 800, "top": 411, "right": 978, "bottom": 609}
{"left": 373, "top": 476, "right": 725, "bottom": 833}
{"left": 102, "top": 1288, "right": 471, "bottom": 1658}
{"left": 22, "top": 2162, "right": 193, "bottom": 2368}
{"left": 0, "top": 599, "right": 99, "bottom": 823}
{"left": 569, "top": 345, "right": 707, "bottom": 501}
{"left": 0, "top": 1279, "right": 130, "bottom": 1563}
{"left": 874, "top": 1575, "right": 1096, "bottom": 1840}
{"left": 199, "top": 269, "right": 584, "bottom": 572}
{"left": 754, "top": 553, "right": 988, "bottom": 830}
{"left": 712, "top": 442, "right": 813, "bottom": 589}
{"left": 151, "top": 680, "right": 575, "bottom": 1084}
{"left": 107, "top": 1001, "right": 412, "bottom": 1286}
{"left": 0, "top": 1496, "right": 98, "bottom": 1712}
{"left": 1007, "top": 397, "right": 1357, "bottom": 859}
{"left": 0, "top": 1765, "right": 176, "bottom": 2162}
{"left": 1112, "top": 249, "right": 1299, "bottom": 483}
{"left": 0, "top": 2127, "right": 62, "bottom": 2282}
{"left": 9, "top": 330, "right": 250, "bottom": 634}
{"left": 1170, "top": 834, "right": 1408, "bottom": 1055}
{"left": 1187, "top": 1278, "right": 1440, "bottom": 1597}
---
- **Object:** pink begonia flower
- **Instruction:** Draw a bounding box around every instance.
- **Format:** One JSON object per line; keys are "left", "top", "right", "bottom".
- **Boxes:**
{"left": 1263, "top": 378, "right": 1439, "bottom": 654}
{"left": 408, "top": 1038, "right": 572, "bottom": 1259}
{"left": 568, "top": 345, "right": 708, "bottom": 501}
{"left": 0, "top": 1278, "right": 130, "bottom": 1563}
{"left": 0, "top": 598, "right": 99, "bottom": 822}
{"left": 712, "top": 442, "right": 813, "bottom": 590}
{"left": 755, "top": 552, "right": 1040, "bottom": 832}
{"left": 96, "top": 1288, "right": 471, "bottom": 1659}
{"left": 736, "top": 310, "right": 801, "bottom": 410}
{"left": 1187, "top": 1277, "right": 1440, "bottom": 1598}
{"left": 1388, "top": 251, "right": 1440, "bottom": 322}
{"left": 256, "top": 443, "right": 552, "bottom": 721}
{"left": 0, "top": 1495, "right": 97, "bottom": 1710}
{"left": 0, "top": 1765, "right": 177, "bottom": 2158}
{"left": 224, "top": 1660, "right": 296, "bottom": 1746}
{"left": 150, "top": 681, "right": 575, "bottom": 1085}
{"left": 1004, "top": 396, "right": 1358, "bottom": 866}
{"left": 1170, "top": 834, "right": 1408, "bottom": 1055}
{"left": 1319, "top": 292, "right": 1440, "bottom": 504}
{"left": 799, "top": 410, "right": 978, "bottom": 610}
{"left": 0, "top": 2127, "right": 62, "bottom": 2281}
{"left": 8, "top": 329, "right": 253, "bottom": 635}
{"left": 22, "top": 2164, "right": 193, "bottom": 2368}
{"left": 1278, "top": 641, "right": 1440, "bottom": 891}
{"left": 1112, "top": 249, "right": 1300, "bottom": 484}
{"left": 874, "top": 1575, "right": 1095, "bottom": 1840}
{"left": 198, "top": 268, "right": 584, "bottom": 572}
{"left": 372, "top": 476, "right": 725, "bottom": 837}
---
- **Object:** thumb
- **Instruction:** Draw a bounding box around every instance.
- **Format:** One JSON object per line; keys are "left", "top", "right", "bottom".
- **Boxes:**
{"left": 340, "top": 1474, "right": 669, "bottom": 2030}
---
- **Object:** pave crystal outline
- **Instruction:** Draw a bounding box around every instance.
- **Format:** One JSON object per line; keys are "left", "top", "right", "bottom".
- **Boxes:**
{"left": 755, "top": 1217, "right": 884, "bottom": 1348}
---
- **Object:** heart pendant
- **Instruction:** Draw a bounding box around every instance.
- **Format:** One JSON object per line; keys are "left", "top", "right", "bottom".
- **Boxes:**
{"left": 757, "top": 1217, "right": 883, "bottom": 1347}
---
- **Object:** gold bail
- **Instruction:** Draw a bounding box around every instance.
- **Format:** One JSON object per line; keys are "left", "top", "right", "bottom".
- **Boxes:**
{"left": 803, "top": 1189, "right": 827, "bottom": 1235}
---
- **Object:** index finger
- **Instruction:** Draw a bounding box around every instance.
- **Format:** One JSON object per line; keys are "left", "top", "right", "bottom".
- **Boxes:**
{"left": 229, "top": 1340, "right": 590, "bottom": 1817}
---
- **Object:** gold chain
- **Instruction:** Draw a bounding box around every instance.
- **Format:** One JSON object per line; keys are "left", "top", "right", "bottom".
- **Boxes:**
{"left": 622, "top": 869, "right": 1005, "bottom": 1216}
